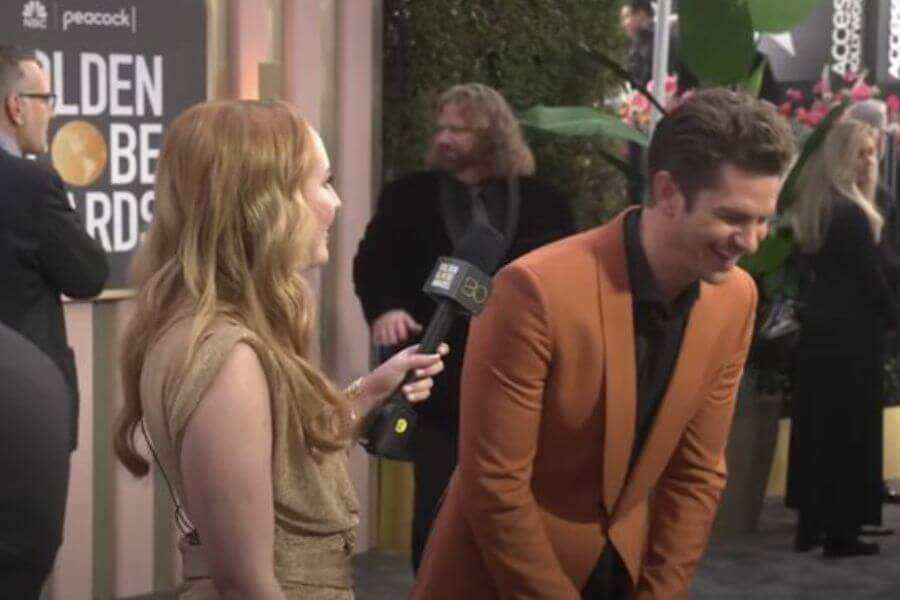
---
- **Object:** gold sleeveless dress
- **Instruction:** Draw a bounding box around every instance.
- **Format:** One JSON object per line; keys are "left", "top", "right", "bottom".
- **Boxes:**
{"left": 140, "top": 318, "right": 360, "bottom": 599}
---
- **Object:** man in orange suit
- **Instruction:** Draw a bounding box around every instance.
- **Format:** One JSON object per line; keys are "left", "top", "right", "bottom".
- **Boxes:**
{"left": 412, "top": 89, "right": 795, "bottom": 599}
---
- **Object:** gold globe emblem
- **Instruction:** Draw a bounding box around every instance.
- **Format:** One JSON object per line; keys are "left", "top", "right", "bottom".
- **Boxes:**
{"left": 50, "top": 120, "right": 108, "bottom": 187}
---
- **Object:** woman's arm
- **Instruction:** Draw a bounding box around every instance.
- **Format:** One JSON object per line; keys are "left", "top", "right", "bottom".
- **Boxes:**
{"left": 180, "top": 343, "right": 284, "bottom": 600}
{"left": 346, "top": 343, "right": 449, "bottom": 438}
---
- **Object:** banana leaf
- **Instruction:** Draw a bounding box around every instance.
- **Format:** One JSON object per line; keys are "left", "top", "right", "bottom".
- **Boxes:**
{"left": 519, "top": 105, "right": 650, "bottom": 146}
{"left": 741, "top": 57, "right": 768, "bottom": 98}
{"left": 680, "top": 0, "right": 756, "bottom": 84}
{"left": 747, "top": 0, "right": 819, "bottom": 33}
{"left": 740, "top": 225, "right": 794, "bottom": 277}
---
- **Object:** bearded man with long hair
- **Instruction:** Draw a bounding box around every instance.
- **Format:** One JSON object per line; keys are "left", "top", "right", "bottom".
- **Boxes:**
{"left": 353, "top": 83, "right": 574, "bottom": 570}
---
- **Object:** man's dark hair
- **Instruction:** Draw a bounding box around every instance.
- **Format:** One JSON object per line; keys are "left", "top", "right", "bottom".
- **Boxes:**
{"left": 0, "top": 45, "right": 37, "bottom": 103}
{"left": 628, "top": 0, "right": 654, "bottom": 17}
{"left": 647, "top": 88, "right": 795, "bottom": 207}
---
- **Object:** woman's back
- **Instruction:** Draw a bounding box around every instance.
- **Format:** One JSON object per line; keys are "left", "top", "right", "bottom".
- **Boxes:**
{"left": 140, "top": 316, "right": 359, "bottom": 598}
{"left": 799, "top": 196, "right": 896, "bottom": 342}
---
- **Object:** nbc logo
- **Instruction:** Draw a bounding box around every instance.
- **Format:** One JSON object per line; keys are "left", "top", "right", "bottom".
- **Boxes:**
{"left": 22, "top": 0, "right": 48, "bottom": 29}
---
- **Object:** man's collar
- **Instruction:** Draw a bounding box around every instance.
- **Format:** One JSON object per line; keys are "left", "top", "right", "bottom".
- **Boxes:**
{"left": 0, "top": 129, "right": 22, "bottom": 158}
{"left": 624, "top": 209, "right": 699, "bottom": 316}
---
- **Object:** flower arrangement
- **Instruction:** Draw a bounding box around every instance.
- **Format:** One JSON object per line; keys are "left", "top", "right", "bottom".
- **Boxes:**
{"left": 617, "top": 74, "right": 683, "bottom": 133}
{"left": 778, "top": 68, "right": 880, "bottom": 133}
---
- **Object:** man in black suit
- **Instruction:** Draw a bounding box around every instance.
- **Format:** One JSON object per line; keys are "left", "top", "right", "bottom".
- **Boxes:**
{"left": 0, "top": 322, "right": 71, "bottom": 599}
{"left": 353, "top": 83, "right": 573, "bottom": 570}
{"left": 0, "top": 45, "right": 109, "bottom": 450}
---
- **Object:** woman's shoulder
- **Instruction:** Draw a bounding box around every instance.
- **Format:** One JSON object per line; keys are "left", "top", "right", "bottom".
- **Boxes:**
{"left": 829, "top": 195, "right": 870, "bottom": 228}
{"left": 144, "top": 315, "right": 266, "bottom": 395}
{"left": 151, "top": 315, "right": 252, "bottom": 359}
{"left": 142, "top": 316, "right": 271, "bottom": 441}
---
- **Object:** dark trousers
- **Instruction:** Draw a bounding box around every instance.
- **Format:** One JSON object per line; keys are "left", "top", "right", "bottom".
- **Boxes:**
{"left": 410, "top": 420, "right": 457, "bottom": 572}
{"left": 581, "top": 544, "right": 633, "bottom": 599}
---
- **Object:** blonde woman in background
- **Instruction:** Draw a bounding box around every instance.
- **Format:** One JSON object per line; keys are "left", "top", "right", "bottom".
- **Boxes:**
{"left": 787, "top": 119, "right": 898, "bottom": 558}
{"left": 113, "top": 100, "right": 447, "bottom": 599}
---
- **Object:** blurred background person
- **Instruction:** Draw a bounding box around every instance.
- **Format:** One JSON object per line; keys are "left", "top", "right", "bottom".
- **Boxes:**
{"left": 788, "top": 119, "right": 898, "bottom": 557}
{"left": 620, "top": 0, "right": 655, "bottom": 87}
{"left": 846, "top": 99, "right": 900, "bottom": 511}
{"left": 0, "top": 44, "right": 108, "bottom": 451}
{"left": 0, "top": 323, "right": 71, "bottom": 600}
{"left": 113, "top": 100, "right": 447, "bottom": 599}
{"left": 353, "top": 82, "right": 573, "bottom": 571}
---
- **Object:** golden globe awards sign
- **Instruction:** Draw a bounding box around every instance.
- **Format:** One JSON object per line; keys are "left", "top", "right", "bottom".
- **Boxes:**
{"left": 0, "top": 0, "right": 207, "bottom": 290}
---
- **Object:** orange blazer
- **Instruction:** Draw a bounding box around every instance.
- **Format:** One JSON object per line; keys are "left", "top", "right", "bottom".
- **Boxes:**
{"left": 411, "top": 210, "right": 757, "bottom": 599}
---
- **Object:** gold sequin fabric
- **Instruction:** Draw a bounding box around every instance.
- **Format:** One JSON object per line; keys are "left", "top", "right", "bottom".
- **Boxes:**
{"left": 140, "top": 317, "right": 360, "bottom": 598}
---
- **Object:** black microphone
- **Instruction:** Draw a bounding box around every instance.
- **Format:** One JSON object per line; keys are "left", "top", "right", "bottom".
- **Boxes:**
{"left": 360, "top": 222, "right": 506, "bottom": 460}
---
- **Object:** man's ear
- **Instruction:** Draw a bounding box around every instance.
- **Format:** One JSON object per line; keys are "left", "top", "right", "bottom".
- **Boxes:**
{"left": 650, "top": 170, "right": 684, "bottom": 217}
{"left": 4, "top": 94, "right": 23, "bottom": 126}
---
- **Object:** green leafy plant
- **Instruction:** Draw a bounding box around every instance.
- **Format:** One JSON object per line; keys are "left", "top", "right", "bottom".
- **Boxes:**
{"left": 519, "top": 0, "right": 821, "bottom": 147}
{"left": 519, "top": 106, "right": 649, "bottom": 146}
{"left": 382, "top": 0, "right": 629, "bottom": 228}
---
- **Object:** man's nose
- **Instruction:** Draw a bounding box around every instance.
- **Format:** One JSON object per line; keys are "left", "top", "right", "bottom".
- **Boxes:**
{"left": 735, "top": 223, "right": 764, "bottom": 255}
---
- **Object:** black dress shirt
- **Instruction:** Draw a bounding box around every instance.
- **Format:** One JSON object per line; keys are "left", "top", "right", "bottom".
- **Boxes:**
{"left": 625, "top": 209, "right": 699, "bottom": 467}
{"left": 582, "top": 210, "right": 699, "bottom": 599}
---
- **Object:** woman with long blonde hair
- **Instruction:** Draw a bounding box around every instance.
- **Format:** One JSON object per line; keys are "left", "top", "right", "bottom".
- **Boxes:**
{"left": 787, "top": 119, "right": 898, "bottom": 558}
{"left": 114, "top": 100, "right": 446, "bottom": 599}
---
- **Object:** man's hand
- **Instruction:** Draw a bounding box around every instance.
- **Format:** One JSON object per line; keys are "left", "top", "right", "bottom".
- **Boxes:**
{"left": 372, "top": 310, "right": 423, "bottom": 347}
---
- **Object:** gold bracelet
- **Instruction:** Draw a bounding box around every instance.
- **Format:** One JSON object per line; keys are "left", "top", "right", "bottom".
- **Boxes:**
{"left": 345, "top": 377, "right": 365, "bottom": 423}
{"left": 345, "top": 376, "right": 365, "bottom": 400}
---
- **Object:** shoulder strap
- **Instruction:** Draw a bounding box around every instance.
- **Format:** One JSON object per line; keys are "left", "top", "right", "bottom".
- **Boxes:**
{"left": 141, "top": 419, "right": 200, "bottom": 545}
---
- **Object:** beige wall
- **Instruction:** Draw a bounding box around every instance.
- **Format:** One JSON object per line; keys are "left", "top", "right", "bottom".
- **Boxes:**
{"left": 45, "top": 1, "right": 379, "bottom": 596}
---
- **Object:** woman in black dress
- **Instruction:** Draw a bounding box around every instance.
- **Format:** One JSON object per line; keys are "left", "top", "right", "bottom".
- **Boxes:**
{"left": 787, "top": 119, "right": 898, "bottom": 557}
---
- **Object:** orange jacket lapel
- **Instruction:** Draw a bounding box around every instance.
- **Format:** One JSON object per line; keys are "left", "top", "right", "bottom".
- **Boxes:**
{"left": 594, "top": 211, "right": 637, "bottom": 518}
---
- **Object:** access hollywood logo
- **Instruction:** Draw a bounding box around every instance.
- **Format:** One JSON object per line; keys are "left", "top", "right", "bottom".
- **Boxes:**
{"left": 22, "top": 0, "right": 48, "bottom": 29}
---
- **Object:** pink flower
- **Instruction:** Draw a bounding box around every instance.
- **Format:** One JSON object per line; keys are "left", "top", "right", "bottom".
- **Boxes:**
{"left": 632, "top": 93, "right": 649, "bottom": 111}
{"left": 843, "top": 70, "right": 858, "bottom": 83}
{"left": 887, "top": 95, "right": 900, "bottom": 113}
{"left": 785, "top": 88, "right": 804, "bottom": 104}
{"left": 813, "top": 80, "right": 830, "bottom": 95}
{"left": 807, "top": 104, "right": 828, "bottom": 126}
{"left": 851, "top": 82, "right": 873, "bottom": 101}
{"left": 778, "top": 101, "right": 792, "bottom": 116}
{"left": 664, "top": 75, "right": 678, "bottom": 95}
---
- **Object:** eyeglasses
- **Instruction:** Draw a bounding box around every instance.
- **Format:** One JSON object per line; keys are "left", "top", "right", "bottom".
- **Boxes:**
{"left": 18, "top": 92, "right": 57, "bottom": 109}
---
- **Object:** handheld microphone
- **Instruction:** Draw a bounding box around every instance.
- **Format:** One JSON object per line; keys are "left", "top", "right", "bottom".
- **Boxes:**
{"left": 361, "top": 222, "right": 506, "bottom": 460}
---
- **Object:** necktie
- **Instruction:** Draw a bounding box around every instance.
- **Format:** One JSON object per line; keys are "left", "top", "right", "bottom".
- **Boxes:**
{"left": 470, "top": 187, "right": 492, "bottom": 227}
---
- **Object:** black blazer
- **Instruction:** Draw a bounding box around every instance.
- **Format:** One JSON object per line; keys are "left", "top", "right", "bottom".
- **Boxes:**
{"left": 0, "top": 323, "right": 70, "bottom": 599}
{"left": 353, "top": 170, "right": 573, "bottom": 429}
{"left": 0, "top": 150, "right": 109, "bottom": 448}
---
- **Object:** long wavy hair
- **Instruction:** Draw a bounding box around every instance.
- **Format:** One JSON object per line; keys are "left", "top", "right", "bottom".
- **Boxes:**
{"left": 425, "top": 83, "right": 535, "bottom": 178}
{"left": 792, "top": 120, "right": 883, "bottom": 254}
{"left": 114, "top": 100, "right": 352, "bottom": 476}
